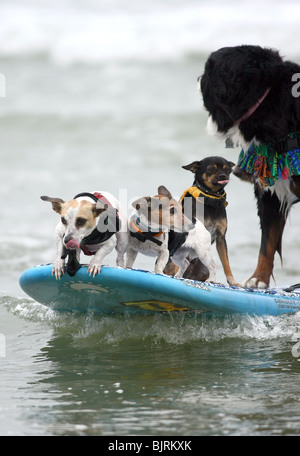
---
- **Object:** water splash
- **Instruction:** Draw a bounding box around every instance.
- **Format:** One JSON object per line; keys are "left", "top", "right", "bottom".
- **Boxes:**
{"left": 5, "top": 295, "right": 300, "bottom": 346}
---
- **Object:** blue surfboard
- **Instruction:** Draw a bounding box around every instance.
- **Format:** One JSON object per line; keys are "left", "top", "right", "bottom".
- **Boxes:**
{"left": 19, "top": 264, "right": 300, "bottom": 316}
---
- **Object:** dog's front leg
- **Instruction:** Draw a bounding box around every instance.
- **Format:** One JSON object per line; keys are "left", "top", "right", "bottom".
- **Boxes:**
{"left": 216, "top": 233, "right": 240, "bottom": 286}
{"left": 243, "top": 188, "right": 288, "bottom": 289}
{"left": 155, "top": 249, "right": 169, "bottom": 275}
{"left": 125, "top": 247, "right": 138, "bottom": 269}
{"left": 87, "top": 239, "right": 115, "bottom": 277}
{"left": 115, "top": 231, "right": 128, "bottom": 268}
{"left": 52, "top": 226, "right": 66, "bottom": 279}
{"left": 169, "top": 248, "right": 190, "bottom": 278}
{"left": 174, "top": 257, "right": 190, "bottom": 278}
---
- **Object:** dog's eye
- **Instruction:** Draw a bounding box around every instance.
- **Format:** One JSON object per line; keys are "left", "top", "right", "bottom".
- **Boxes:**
{"left": 170, "top": 207, "right": 177, "bottom": 215}
{"left": 76, "top": 217, "right": 87, "bottom": 227}
{"left": 61, "top": 217, "right": 67, "bottom": 225}
{"left": 206, "top": 165, "right": 217, "bottom": 174}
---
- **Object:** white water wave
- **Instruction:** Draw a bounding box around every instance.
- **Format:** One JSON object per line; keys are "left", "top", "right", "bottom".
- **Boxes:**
{"left": 1, "top": 0, "right": 300, "bottom": 64}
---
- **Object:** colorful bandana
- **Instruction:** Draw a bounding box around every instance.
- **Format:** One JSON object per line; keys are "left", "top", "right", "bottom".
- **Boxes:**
{"left": 237, "top": 132, "right": 300, "bottom": 187}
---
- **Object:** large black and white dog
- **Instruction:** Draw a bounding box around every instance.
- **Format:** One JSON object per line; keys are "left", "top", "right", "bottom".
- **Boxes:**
{"left": 200, "top": 45, "right": 300, "bottom": 288}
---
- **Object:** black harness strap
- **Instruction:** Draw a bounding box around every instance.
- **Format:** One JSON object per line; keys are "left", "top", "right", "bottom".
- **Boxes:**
{"left": 73, "top": 192, "right": 100, "bottom": 203}
{"left": 130, "top": 230, "right": 163, "bottom": 246}
{"left": 168, "top": 230, "right": 188, "bottom": 257}
{"left": 129, "top": 214, "right": 164, "bottom": 246}
{"left": 61, "top": 247, "right": 81, "bottom": 277}
{"left": 81, "top": 209, "right": 121, "bottom": 253}
{"left": 283, "top": 283, "right": 300, "bottom": 293}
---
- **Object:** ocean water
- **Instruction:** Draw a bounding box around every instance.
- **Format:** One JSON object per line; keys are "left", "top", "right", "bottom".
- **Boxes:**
{"left": 1, "top": 0, "right": 300, "bottom": 437}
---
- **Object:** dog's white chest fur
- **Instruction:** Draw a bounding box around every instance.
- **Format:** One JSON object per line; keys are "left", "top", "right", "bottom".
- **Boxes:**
{"left": 206, "top": 115, "right": 252, "bottom": 151}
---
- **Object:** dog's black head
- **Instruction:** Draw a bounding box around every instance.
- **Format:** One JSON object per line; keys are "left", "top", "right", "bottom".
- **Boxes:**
{"left": 183, "top": 156, "right": 235, "bottom": 193}
{"left": 200, "top": 45, "right": 284, "bottom": 135}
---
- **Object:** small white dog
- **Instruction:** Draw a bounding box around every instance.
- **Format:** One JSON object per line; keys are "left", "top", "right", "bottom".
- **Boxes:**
{"left": 41, "top": 191, "right": 128, "bottom": 279}
{"left": 169, "top": 221, "right": 217, "bottom": 280}
{"left": 126, "top": 185, "right": 216, "bottom": 280}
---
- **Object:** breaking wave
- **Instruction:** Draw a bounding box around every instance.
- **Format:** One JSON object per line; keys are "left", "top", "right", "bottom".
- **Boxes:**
{"left": 1, "top": 0, "right": 300, "bottom": 65}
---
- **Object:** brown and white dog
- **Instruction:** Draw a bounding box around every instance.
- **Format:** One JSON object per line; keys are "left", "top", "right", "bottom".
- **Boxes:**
{"left": 41, "top": 192, "right": 128, "bottom": 279}
{"left": 126, "top": 185, "right": 216, "bottom": 279}
{"left": 200, "top": 45, "right": 300, "bottom": 288}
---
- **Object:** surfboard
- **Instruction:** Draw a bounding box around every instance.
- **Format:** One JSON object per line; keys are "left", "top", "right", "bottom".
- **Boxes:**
{"left": 19, "top": 264, "right": 300, "bottom": 316}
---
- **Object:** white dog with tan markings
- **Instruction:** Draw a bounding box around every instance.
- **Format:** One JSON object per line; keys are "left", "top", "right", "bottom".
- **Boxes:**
{"left": 126, "top": 185, "right": 216, "bottom": 280}
{"left": 41, "top": 191, "right": 128, "bottom": 279}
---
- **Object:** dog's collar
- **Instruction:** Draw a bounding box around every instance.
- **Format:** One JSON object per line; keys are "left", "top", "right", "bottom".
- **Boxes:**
{"left": 238, "top": 132, "right": 300, "bottom": 187}
{"left": 233, "top": 87, "right": 271, "bottom": 126}
{"left": 180, "top": 185, "right": 228, "bottom": 208}
{"left": 129, "top": 214, "right": 164, "bottom": 246}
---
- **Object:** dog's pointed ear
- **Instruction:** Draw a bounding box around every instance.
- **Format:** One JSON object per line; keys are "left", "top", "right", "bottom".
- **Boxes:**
{"left": 132, "top": 196, "right": 151, "bottom": 211}
{"left": 182, "top": 161, "right": 201, "bottom": 174}
{"left": 41, "top": 195, "right": 65, "bottom": 214}
{"left": 157, "top": 185, "right": 172, "bottom": 200}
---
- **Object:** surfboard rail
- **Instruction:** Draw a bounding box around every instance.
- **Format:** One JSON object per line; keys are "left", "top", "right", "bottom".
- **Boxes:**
{"left": 19, "top": 264, "right": 300, "bottom": 316}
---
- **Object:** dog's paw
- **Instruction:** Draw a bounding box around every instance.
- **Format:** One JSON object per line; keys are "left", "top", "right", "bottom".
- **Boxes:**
{"left": 52, "top": 259, "right": 65, "bottom": 280}
{"left": 242, "top": 277, "right": 268, "bottom": 289}
{"left": 116, "top": 256, "right": 125, "bottom": 268}
{"left": 87, "top": 262, "right": 102, "bottom": 277}
{"left": 226, "top": 276, "right": 242, "bottom": 287}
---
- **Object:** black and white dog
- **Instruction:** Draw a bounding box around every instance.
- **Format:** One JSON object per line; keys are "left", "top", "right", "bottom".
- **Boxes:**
{"left": 200, "top": 45, "right": 300, "bottom": 288}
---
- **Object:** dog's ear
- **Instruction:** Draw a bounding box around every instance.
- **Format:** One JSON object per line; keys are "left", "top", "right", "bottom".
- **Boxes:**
{"left": 94, "top": 202, "right": 118, "bottom": 220}
{"left": 157, "top": 185, "right": 172, "bottom": 200}
{"left": 94, "top": 199, "right": 109, "bottom": 217}
{"left": 182, "top": 161, "right": 201, "bottom": 174}
{"left": 132, "top": 196, "right": 151, "bottom": 211}
{"left": 40, "top": 196, "right": 65, "bottom": 214}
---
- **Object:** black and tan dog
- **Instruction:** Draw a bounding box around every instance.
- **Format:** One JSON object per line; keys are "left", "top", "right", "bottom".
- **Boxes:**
{"left": 165, "top": 156, "right": 238, "bottom": 286}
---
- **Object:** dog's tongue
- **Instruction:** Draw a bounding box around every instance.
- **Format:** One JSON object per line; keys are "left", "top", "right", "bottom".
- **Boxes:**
{"left": 65, "top": 239, "right": 80, "bottom": 249}
{"left": 218, "top": 179, "right": 229, "bottom": 185}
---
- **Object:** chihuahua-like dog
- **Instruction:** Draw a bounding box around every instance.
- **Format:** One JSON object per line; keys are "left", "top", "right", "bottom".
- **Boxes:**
{"left": 41, "top": 191, "right": 128, "bottom": 279}
{"left": 126, "top": 185, "right": 216, "bottom": 280}
{"left": 180, "top": 156, "right": 238, "bottom": 286}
